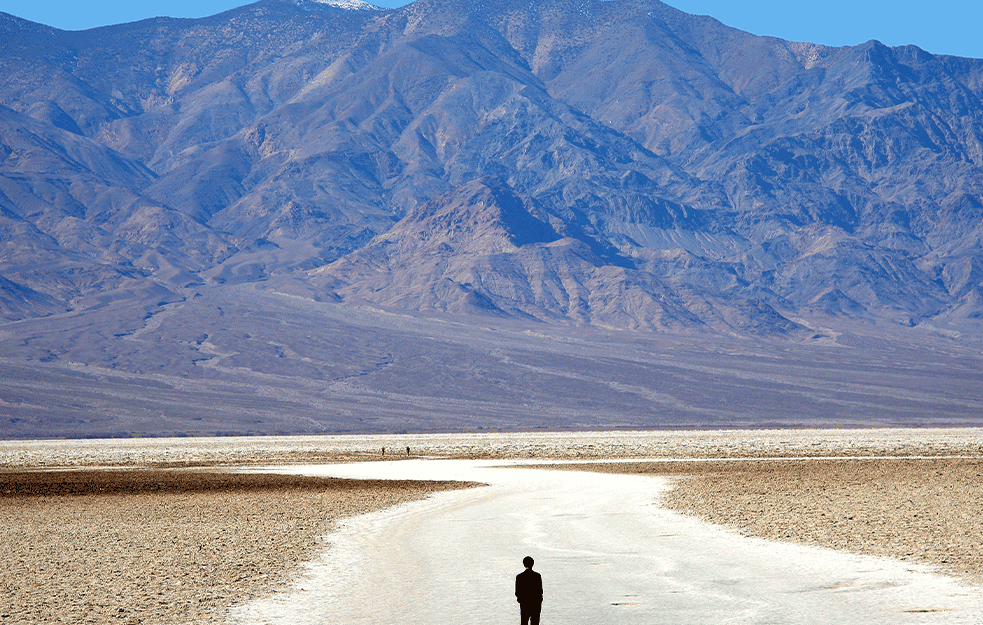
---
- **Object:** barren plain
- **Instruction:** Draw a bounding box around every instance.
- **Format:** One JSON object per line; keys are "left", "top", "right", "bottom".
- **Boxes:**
{"left": 1, "top": 429, "right": 981, "bottom": 624}
{"left": 4, "top": 286, "right": 982, "bottom": 440}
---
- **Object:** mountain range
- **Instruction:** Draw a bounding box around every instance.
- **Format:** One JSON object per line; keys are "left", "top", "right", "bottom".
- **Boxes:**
{"left": 1, "top": 0, "right": 982, "bottom": 436}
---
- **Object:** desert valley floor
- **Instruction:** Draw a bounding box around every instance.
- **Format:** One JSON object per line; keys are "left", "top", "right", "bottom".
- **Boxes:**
{"left": 1, "top": 429, "right": 982, "bottom": 624}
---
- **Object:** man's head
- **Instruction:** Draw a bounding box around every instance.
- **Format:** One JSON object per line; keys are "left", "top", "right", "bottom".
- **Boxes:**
{"left": 522, "top": 556, "right": 534, "bottom": 569}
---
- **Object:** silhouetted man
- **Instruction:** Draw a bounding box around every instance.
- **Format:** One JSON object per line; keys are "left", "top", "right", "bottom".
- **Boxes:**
{"left": 515, "top": 556, "right": 543, "bottom": 625}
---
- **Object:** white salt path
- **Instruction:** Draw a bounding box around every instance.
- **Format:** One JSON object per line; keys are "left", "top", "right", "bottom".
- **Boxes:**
{"left": 228, "top": 459, "right": 983, "bottom": 624}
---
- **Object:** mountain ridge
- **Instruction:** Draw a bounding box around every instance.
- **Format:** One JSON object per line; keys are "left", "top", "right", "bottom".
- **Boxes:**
{"left": 2, "top": 0, "right": 983, "bottom": 334}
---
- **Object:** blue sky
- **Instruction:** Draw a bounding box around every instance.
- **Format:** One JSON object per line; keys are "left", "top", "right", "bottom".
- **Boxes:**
{"left": 4, "top": 0, "right": 981, "bottom": 59}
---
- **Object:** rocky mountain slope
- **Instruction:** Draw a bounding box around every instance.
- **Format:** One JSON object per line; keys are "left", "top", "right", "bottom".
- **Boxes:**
{"left": 3, "top": 0, "right": 983, "bottom": 436}
{"left": 2, "top": 0, "right": 982, "bottom": 338}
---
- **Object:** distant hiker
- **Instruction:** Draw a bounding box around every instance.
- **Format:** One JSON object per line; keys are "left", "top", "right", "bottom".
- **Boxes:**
{"left": 381, "top": 446, "right": 385, "bottom": 456}
{"left": 515, "top": 556, "right": 543, "bottom": 625}
{"left": 406, "top": 446, "right": 411, "bottom": 456}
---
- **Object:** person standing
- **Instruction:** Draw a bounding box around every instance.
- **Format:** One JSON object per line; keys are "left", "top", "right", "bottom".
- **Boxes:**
{"left": 515, "top": 556, "right": 543, "bottom": 625}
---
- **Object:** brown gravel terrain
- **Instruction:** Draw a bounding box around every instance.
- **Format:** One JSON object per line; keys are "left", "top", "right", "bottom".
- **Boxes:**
{"left": 578, "top": 458, "right": 983, "bottom": 585}
{"left": 0, "top": 470, "right": 475, "bottom": 625}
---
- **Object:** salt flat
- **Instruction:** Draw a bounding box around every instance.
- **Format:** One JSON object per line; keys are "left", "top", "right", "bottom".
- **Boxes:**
{"left": 3, "top": 427, "right": 982, "bottom": 467}
{"left": 3, "top": 430, "right": 981, "bottom": 624}
{"left": 230, "top": 459, "right": 983, "bottom": 625}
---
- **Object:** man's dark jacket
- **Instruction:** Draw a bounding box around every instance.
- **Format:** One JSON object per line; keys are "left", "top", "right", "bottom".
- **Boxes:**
{"left": 515, "top": 569, "right": 543, "bottom": 605}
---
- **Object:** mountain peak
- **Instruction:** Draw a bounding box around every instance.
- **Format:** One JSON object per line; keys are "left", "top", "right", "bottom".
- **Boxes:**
{"left": 293, "top": 0, "right": 381, "bottom": 11}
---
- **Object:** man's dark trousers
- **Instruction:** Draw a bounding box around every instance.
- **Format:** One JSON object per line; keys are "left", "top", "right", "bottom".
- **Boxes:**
{"left": 519, "top": 601, "right": 541, "bottom": 625}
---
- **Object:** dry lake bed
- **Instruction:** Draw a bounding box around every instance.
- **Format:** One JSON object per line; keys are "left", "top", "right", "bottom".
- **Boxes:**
{"left": 2, "top": 428, "right": 982, "bottom": 624}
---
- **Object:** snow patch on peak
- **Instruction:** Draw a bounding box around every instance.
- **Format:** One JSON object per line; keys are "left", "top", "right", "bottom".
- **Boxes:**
{"left": 294, "top": 0, "right": 381, "bottom": 11}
